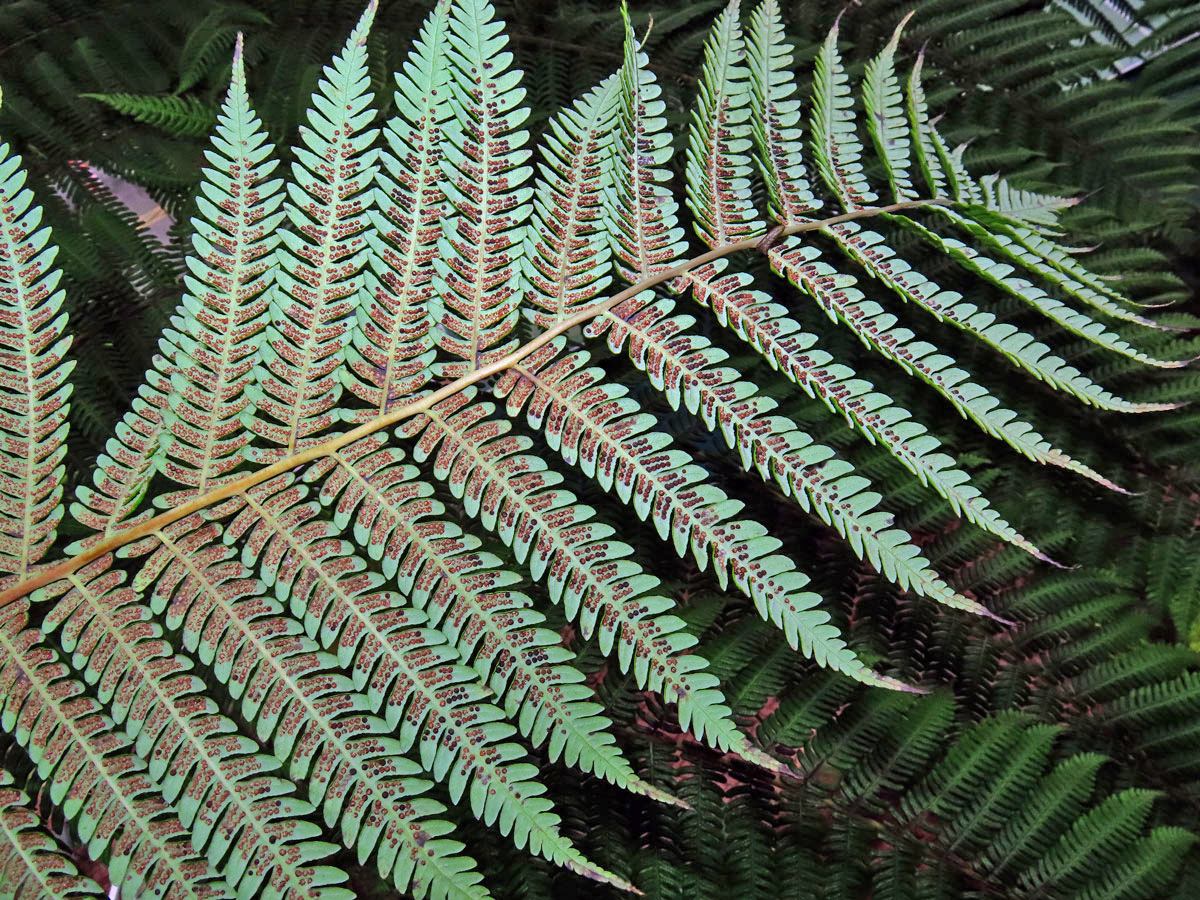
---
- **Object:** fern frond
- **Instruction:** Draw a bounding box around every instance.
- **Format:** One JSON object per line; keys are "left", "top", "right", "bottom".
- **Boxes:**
{"left": 0, "top": 770, "right": 105, "bottom": 899}
{"left": 248, "top": 3, "right": 379, "bottom": 456}
{"left": 431, "top": 0, "right": 532, "bottom": 377}
{"left": 766, "top": 239, "right": 1129, "bottom": 491}
{"left": 895, "top": 215, "right": 1189, "bottom": 367}
{"left": 492, "top": 338, "right": 934, "bottom": 683}
{"left": 979, "top": 752, "right": 1107, "bottom": 877}
{"left": 0, "top": 602, "right": 234, "bottom": 900}
{"left": 407, "top": 388, "right": 787, "bottom": 769}
{"left": 167, "top": 489, "right": 631, "bottom": 890}
{"left": 0, "top": 138, "right": 74, "bottom": 580}
{"left": 677, "top": 266, "right": 1064, "bottom": 552}
{"left": 228, "top": 469, "right": 671, "bottom": 847}
{"left": 1016, "top": 789, "right": 1160, "bottom": 895}
{"left": 306, "top": 436, "right": 680, "bottom": 807}
{"left": 38, "top": 556, "right": 350, "bottom": 900}
{"left": 605, "top": 11, "right": 1040, "bottom": 601}
{"left": 588, "top": 293, "right": 1034, "bottom": 602}
{"left": 118, "top": 515, "right": 494, "bottom": 900}
{"left": 80, "top": 93, "right": 217, "bottom": 136}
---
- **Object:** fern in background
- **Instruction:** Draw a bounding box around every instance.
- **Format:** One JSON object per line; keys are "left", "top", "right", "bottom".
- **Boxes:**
{"left": 0, "top": 0, "right": 1196, "bottom": 898}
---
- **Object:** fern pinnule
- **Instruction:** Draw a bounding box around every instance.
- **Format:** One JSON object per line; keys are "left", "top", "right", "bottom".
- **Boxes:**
{"left": 685, "top": 0, "right": 762, "bottom": 249}
{"left": 247, "top": 2, "right": 379, "bottom": 457}
{"left": 746, "top": 0, "right": 822, "bottom": 224}
{"left": 0, "top": 769, "right": 106, "bottom": 898}
{"left": 159, "top": 33, "right": 283, "bottom": 499}
{"left": 811, "top": 14, "right": 879, "bottom": 211}
{"left": 0, "top": 134, "right": 74, "bottom": 581}
{"left": 347, "top": 0, "right": 451, "bottom": 418}
{"left": 522, "top": 72, "right": 619, "bottom": 328}
{"left": 605, "top": 3, "right": 688, "bottom": 285}
{"left": 38, "top": 555, "right": 349, "bottom": 900}
{"left": 862, "top": 13, "right": 918, "bottom": 205}
{"left": 432, "top": 0, "right": 532, "bottom": 377}
{"left": 71, "top": 34, "right": 280, "bottom": 540}
{"left": 0, "top": 602, "right": 235, "bottom": 900}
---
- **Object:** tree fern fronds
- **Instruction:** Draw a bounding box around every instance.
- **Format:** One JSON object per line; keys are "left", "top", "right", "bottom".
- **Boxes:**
{"left": 812, "top": 16, "right": 878, "bottom": 210}
{"left": 346, "top": 0, "right": 451, "bottom": 418}
{"left": 408, "top": 389, "right": 788, "bottom": 772}
{"left": 431, "top": 0, "right": 533, "bottom": 377}
{"left": 824, "top": 220, "right": 1174, "bottom": 413}
{"left": 491, "top": 339, "right": 927, "bottom": 687}
{"left": 862, "top": 14, "right": 917, "bottom": 205}
{"left": 685, "top": 0, "right": 763, "bottom": 248}
{"left": 1075, "top": 827, "right": 1197, "bottom": 900}
{"left": 588, "top": 293, "right": 1027, "bottom": 610}
{"left": 605, "top": 5, "right": 688, "bottom": 283}
{"left": 118, "top": 516, "right": 495, "bottom": 900}
{"left": 978, "top": 752, "right": 1106, "bottom": 878}
{"left": 305, "top": 436, "right": 681, "bottom": 807}
{"left": 248, "top": 3, "right": 380, "bottom": 457}
{"left": 767, "top": 239, "right": 1132, "bottom": 491}
{"left": 37, "top": 555, "right": 348, "bottom": 900}
{"left": 940, "top": 724, "right": 1062, "bottom": 855}
{"left": 746, "top": 0, "right": 822, "bottom": 225}
{"left": 675, "top": 264, "right": 1067, "bottom": 555}
{"left": 80, "top": 93, "right": 217, "bottom": 137}
{"left": 0, "top": 769, "right": 105, "bottom": 899}
{"left": 0, "top": 602, "right": 234, "bottom": 900}
{"left": 521, "top": 72, "right": 619, "bottom": 328}
{"left": 0, "top": 140, "right": 74, "bottom": 580}
{"left": 154, "top": 495, "right": 634, "bottom": 892}
{"left": 157, "top": 35, "right": 283, "bottom": 500}
{"left": 1016, "top": 789, "right": 1160, "bottom": 896}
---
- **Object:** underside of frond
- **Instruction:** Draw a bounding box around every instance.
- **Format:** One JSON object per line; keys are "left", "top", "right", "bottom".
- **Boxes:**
{"left": 0, "top": 0, "right": 1194, "bottom": 895}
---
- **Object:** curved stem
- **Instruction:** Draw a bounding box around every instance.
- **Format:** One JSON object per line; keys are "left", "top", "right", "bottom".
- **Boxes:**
{"left": 0, "top": 198, "right": 939, "bottom": 605}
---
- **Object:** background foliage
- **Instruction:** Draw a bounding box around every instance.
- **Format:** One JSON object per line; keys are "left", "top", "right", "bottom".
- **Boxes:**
{"left": 0, "top": 0, "right": 1198, "bottom": 897}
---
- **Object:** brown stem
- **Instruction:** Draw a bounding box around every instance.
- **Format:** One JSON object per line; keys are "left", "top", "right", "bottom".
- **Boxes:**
{"left": 0, "top": 198, "right": 940, "bottom": 606}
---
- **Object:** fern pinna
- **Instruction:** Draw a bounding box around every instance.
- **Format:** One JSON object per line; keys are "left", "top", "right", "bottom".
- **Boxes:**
{"left": 0, "top": 0, "right": 1193, "bottom": 897}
